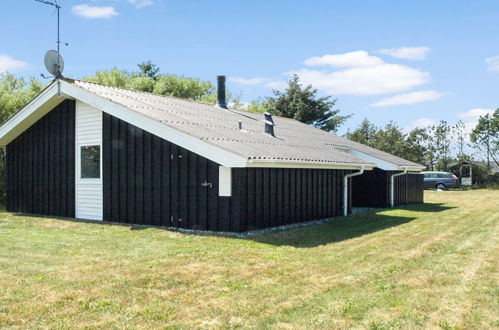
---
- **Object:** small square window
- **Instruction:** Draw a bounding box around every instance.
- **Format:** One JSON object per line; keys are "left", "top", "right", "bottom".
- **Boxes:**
{"left": 81, "top": 145, "right": 100, "bottom": 179}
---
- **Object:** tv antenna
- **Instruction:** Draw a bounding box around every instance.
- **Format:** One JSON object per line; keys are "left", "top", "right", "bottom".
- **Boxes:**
{"left": 35, "top": 0, "right": 69, "bottom": 78}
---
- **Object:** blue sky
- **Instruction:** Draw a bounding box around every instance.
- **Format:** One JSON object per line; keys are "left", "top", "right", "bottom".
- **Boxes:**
{"left": 1, "top": 0, "right": 499, "bottom": 134}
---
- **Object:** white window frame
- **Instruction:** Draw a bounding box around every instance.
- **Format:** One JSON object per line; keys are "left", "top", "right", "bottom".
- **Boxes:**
{"left": 76, "top": 142, "right": 103, "bottom": 184}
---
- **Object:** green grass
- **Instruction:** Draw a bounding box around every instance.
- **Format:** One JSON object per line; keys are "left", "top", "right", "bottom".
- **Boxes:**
{"left": 0, "top": 190, "right": 498, "bottom": 329}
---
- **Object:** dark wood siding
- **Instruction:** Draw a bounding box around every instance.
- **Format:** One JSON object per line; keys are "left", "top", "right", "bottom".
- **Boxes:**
{"left": 103, "top": 113, "right": 351, "bottom": 232}
{"left": 351, "top": 168, "right": 391, "bottom": 208}
{"left": 351, "top": 169, "right": 424, "bottom": 208}
{"left": 232, "top": 168, "right": 350, "bottom": 232}
{"left": 103, "top": 113, "right": 228, "bottom": 231}
{"left": 6, "top": 100, "right": 75, "bottom": 217}
{"left": 393, "top": 172, "right": 424, "bottom": 205}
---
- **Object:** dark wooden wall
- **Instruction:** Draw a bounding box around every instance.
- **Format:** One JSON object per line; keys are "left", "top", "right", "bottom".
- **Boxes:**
{"left": 351, "top": 169, "right": 424, "bottom": 208}
{"left": 392, "top": 172, "right": 424, "bottom": 205}
{"left": 6, "top": 100, "right": 75, "bottom": 217}
{"left": 232, "top": 168, "right": 350, "bottom": 231}
{"left": 103, "top": 113, "right": 234, "bottom": 231}
{"left": 351, "top": 168, "right": 390, "bottom": 208}
{"left": 103, "top": 113, "right": 350, "bottom": 232}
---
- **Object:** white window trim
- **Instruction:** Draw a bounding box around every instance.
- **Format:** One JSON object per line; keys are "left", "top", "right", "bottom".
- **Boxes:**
{"left": 219, "top": 166, "right": 232, "bottom": 197}
{"left": 76, "top": 143, "right": 103, "bottom": 184}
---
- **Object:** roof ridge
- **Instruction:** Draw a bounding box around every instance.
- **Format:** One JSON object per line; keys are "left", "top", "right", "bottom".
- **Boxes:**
{"left": 70, "top": 79, "right": 306, "bottom": 123}
{"left": 72, "top": 78, "right": 221, "bottom": 108}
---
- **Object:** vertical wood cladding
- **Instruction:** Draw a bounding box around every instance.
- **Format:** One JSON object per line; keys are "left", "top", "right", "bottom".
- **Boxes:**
{"left": 103, "top": 113, "right": 224, "bottom": 230}
{"left": 392, "top": 172, "right": 424, "bottom": 206}
{"left": 351, "top": 169, "right": 424, "bottom": 208}
{"left": 351, "top": 168, "right": 391, "bottom": 208}
{"left": 103, "top": 113, "right": 350, "bottom": 232}
{"left": 6, "top": 100, "right": 75, "bottom": 217}
{"left": 232, "top": 168, "right": 350, "bottom": 231}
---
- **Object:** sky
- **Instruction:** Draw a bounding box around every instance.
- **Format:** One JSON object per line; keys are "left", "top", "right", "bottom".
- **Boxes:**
{"left": 1, "top": 0, "right": 499, "bottom": 135}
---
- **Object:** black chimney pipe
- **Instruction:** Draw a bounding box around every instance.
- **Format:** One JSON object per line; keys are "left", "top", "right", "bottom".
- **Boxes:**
{"left": 264, "top": 112, "right": 275, "bottom": 137}
{"left": 216, "top": 75, "right": 228, "bottom": 109}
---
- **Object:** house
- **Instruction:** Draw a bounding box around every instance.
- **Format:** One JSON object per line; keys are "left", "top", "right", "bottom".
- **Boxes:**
{"left": 0, "top": 76, "right": 425, "bottom": 232}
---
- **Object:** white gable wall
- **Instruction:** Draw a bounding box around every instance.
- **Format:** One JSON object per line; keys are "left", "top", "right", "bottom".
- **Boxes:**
{"left": 75, "top": 100, "right": 103, "bottom": 220}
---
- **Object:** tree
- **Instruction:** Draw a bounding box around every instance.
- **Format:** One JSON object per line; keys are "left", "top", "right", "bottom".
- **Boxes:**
{"left": 0, "top": 74, "right": 45, "bottom": 123}
{"left": 470, "top": 109, "right": 499, "bottom": 168}
{"left": 427, "top": 120, "right": 452, "bottom": 171}
{"left": 346, "top": 119, "right": 430, "bottom": 166}
{"left": 83, "top": 67, "right": 131, "bottom": 89}
{"left": 263, "top": 75, "right": 350, "bottom": 132}
{"left": 403, "top": 127, "right": 429, "bottom": 166}
{"left": 152, "top": 75, "right": 215, "bottom": 101}
{"left": 452, "top": 120, "right": 470, "bottom": 180}
{"left": 345, "top": 118, "right": 378, "bottom": 147}
{"left": 83, "top": 64, "right": 217, "bottom": 103}
{"left": 371, "top": 122, "right": 406, "bottom": 156}
{"left": 453, "top": 120, "right": 467, "bottom": 161}
{"left": 138, "top": 60, "right": 160, "bottom": 80}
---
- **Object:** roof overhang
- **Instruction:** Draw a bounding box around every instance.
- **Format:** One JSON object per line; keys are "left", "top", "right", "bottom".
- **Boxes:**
{"left": 0, "top": 82, "right": 65, "bottom": 146}
{"left": 246, "top": 159, "right": 374, "bottom": 170}
{"left": 348, "top": 149, "right": 425, "bottom": 172}
{"left": 0, "top": 79, "right": 372, "bottom": 171}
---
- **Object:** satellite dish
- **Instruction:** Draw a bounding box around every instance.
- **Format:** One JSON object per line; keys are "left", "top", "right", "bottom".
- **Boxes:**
{"left": 44, "top": 50, "right": 64, "bottom": 77}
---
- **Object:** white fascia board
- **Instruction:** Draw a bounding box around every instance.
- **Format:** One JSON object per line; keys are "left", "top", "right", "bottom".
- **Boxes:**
{"left": 348, "top": 149, "right": 400, "bottom": 171}
{"left": 0, "top": 82, "right": 64, "bottom": 146}
{"left": 59, "top": 81, "right": 248, "bottom": 168}
{"left": 401, "top": 166, "right": 426, "bottom": 172}
{"left": 246, "top": 159, "right": 374, "bottom": 170}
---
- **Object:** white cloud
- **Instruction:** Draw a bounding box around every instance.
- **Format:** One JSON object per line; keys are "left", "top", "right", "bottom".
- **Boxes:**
{"left": 457, "top": 108, "right": 495, "bottom": 136}
{"left": 128, "top": 0, "right": 154, "bottom": 8}
{"left": 485, "top": 56, "right": 499, "bottom": 71}
{"left": 0, "top": 54, "right": 28, "bottom": 73}
{"left": 72, "top": 4, "right": 119, "bottom": 19}
{"left": 378, "top": 47, "right": 431, "bottom": 60}
{"left": 304, "top": 51, "right": 383, "bottom": 68}
{"left": 457, "top": 108, "right": 494, "bottom": 122}
{"left": 233, "top": 50, "right": 433, "bottom": 97}
{"left": 266, "top": 80, "right": 287, "bottom": 90}
{"left": 230, "top": 77, "right": 270, "bottom": 85}
{"left": 293, "top": 63, "right": 429, "bottom": 96}
{"left": 295, "top": 50, "right": 432, "bottom": 96}
{"left": 370, "top": 90, "right": 445, "bottom": 107}
{"left": 403, "top": 118, "right": 437, "bottom": 133}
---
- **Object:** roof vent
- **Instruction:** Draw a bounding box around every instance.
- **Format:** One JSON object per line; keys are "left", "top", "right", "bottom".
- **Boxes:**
{"left": 264, "top": 112, "right": 275, "bottom": 137}
{"left": 216, "top": 75, "right": 228, "bottom": 109}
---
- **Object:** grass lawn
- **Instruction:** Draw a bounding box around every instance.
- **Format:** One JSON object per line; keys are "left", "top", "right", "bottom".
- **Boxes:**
{"left": 0, "top": 190, "right": 498, "bottom": 329}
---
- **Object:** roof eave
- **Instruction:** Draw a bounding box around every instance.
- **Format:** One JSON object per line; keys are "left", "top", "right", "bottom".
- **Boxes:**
{"left": 398, "top": 165, "right": 426, "bottom": 172}
{"left": 0, "top": 81, "right": 64, "bottom": 146}
{"left": 246, "top": 159, "right": 374, "bottom": 170}
{"left": 347, "top": 149, "right": 425, "bottom": 171}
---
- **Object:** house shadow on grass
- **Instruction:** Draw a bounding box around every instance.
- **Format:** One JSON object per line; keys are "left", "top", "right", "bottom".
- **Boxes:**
{"left": 396, "top": 202, "right": 455, "bottom": 213}
{"left": 244, "top": 202, "right": 454, "bottom": 248}
{"left": 9, "top": 203, "right": 455, "bottom": 249}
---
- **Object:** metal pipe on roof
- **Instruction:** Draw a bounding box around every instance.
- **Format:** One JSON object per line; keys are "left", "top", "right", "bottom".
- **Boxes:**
{"left": 264, "top": 112, "right": 275, "bottom": 137}
{"left": 216, "top": 75, "right": 228, "bottom": 109}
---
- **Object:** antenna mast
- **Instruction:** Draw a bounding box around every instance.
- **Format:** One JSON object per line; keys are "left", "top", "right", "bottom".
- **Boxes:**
{"left": 35, "top": 0, "right": 64, "bottom": 78}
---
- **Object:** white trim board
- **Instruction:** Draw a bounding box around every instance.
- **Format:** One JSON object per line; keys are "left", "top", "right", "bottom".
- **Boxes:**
{"left": 246, "top": 160, "right": 374, "bottom": 170}
{"left": 75, "top": 101, "right": 103, "bottom": 221}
